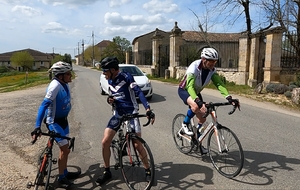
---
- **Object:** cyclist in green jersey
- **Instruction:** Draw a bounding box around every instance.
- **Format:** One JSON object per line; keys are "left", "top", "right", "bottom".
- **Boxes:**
{"left": 178, "top": 47, "right": 238, "bottom": 154}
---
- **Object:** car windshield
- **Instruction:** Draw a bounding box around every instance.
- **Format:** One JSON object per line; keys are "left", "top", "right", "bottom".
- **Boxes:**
{"left": 120, "top": 66, "right": 144, "bottom": 76}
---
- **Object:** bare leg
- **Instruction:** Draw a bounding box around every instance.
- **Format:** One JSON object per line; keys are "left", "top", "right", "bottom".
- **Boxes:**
{"left": 102, "top": 128, "right": 116, "bottom": 168}
{"left": 58, "top": 144, "right": 70, "bottom": 175}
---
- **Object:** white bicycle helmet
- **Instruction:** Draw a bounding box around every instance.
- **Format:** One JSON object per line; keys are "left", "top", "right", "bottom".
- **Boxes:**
{"left": 201, "top": 48, "right": 219, "bottom": 60}
{"left": 50, "top": 61, "right": 72, "bottom": 76}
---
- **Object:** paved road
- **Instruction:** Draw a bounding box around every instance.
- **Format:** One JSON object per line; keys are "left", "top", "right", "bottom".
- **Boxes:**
{"left": 64, "top": 65, "right": 300, "bottom": 189}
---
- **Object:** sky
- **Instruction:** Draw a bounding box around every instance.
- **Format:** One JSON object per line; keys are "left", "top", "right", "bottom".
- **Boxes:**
{"left": 0, "top": 0, "right": 253, "bottom": 58}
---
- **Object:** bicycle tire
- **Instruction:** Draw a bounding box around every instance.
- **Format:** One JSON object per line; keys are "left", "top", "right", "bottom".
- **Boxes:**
{"left": 120, "top": 135, "right": 155, "bottom": 190}
{"left": 207, "top": 125, "right": 244, "bottom": 178}
{"left": 111, "top": 141, "right": 120, "bottom": 170}
{"left": 34, "top": 153, "right": 47, "bottom": 190}
{"left": 172, "top": 113, "right": 194, "bottom": 154}
{"left": 44, "top": 156, "right": 52, "bottom": 189}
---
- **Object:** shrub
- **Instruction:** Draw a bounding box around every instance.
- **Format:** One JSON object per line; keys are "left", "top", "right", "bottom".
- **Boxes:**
{"left": 0, "top": 66, "right": 9, "bottom": 73}
{"left": 274, "top": 84, "right": 288, "bottom": 94}
{"left": 266, "top": 83, "right": 276, "bottom": 93}
{"left": 288, "top": 84, "right": 298, "bottom": 91}
{"left": 284, "top": 91, "right": 292, "bottom": 98}
{"left": 295, "top": 72, "right": 300, "bottom": 87}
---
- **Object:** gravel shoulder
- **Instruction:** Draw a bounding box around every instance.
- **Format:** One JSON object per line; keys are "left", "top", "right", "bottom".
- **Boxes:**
{"left": 0, "top": 85, "right": 51, "bottom": 190}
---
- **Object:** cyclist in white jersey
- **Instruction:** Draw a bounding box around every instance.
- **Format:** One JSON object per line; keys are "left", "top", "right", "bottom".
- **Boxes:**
{"left": 31, "top": 61, "right": 80, "bottom": 188}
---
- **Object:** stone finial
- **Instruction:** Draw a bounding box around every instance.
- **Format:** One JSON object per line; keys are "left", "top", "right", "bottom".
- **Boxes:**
{"left": 153, "top": 28, "right": 161, "bottom": 37}
{"left": 171, "top": 21, "right": 182, "bottom": 36}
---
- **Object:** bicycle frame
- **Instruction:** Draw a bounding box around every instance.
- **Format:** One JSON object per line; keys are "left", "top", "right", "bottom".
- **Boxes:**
{"left": 190, "top": 109, "right": 225, "bottom": 154}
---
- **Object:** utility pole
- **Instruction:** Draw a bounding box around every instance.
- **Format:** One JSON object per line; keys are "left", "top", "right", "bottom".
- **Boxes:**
{"left": 82, "top": 39, "right": 85, "bottom": 66}
{"left": 92, "top": 31, "right": 95, "bottom": 67}
{"left": 77, "top": 42, "right": 80, "bottom": 64}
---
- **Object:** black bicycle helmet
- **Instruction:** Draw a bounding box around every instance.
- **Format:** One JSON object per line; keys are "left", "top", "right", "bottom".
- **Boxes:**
{"left": 100, "top": 56, "right": 119, "bottom": 70}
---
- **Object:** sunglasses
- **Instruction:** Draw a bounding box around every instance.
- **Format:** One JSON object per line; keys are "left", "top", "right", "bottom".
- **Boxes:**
{"left": 102, "top": 69, "right": 110, "bottom": 72}
{"left": 206, "top": 59, "right": 217, "bottom": 63}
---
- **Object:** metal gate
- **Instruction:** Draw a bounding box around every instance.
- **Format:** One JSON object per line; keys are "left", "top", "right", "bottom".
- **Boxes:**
{"left": 158, "top": 45, "right": 169, "bottom": 77}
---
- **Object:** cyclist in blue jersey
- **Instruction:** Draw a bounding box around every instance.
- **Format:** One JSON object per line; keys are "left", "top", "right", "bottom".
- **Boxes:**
{"left": 31, "top": 61, "right": 80, "bottom": 188}
{"left": 96, "top": 57, "right": 155, "bottom": 185}
{"left": 178, "top": 47, "right": 239, "bottom": 154}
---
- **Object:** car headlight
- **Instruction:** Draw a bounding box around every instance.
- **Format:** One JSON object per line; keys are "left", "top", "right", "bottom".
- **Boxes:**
{"left": 145, "top": 80, "right": 151, "bottom": 88}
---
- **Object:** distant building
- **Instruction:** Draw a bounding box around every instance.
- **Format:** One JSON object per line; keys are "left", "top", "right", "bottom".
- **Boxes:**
{"left": 0, "top": 48, "right": 55, "bottom": 71}
{"left": 75, "top": 40, "right": 112, "bottom": 66}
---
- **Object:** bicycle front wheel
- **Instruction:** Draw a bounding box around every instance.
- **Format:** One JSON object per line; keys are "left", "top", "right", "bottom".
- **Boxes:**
{"left": 172, "top": 114, "right": 194, "bottom": 154}
{"left": 34, "top": 153, "right": 47, "bottom": 190}
{"left": 207, "top": 125, "right": 244, "bottom": 178}
{"left": 44, "top": 156, "right": 52, "bottom": 189}
{"left": 120, "top": 135, "right": 155, "bottom": 190}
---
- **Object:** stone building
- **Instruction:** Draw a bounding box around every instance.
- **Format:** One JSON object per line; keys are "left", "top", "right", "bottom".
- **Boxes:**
{"left": 132, "top": 22, "right": 241, "bottom": 78}
{"left": 132, "top": 22, "right": 293, "bottom": 87}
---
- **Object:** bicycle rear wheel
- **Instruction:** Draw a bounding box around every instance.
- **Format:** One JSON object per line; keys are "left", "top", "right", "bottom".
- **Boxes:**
{"left": 207, "top": 125, "right": 244, "bottom": 178}
{"left": 120, "top": 135, "right": 155, "bottom": 190}
{"left": 172, "top": 113, "right": 194, "bottom": 154}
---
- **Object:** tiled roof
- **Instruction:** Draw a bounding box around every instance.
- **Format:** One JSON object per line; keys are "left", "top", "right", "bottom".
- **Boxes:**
{"left": 182, "top": 31, "right": 241, "bottom": 42}
{"left": 0, "top": 48, "right": 51, "bottom": 56}
{"left": 96, "top": 40, "right": 112, "bottom": 48}
{"left": 0, "top": 48, "right": 53, "bottom": 61}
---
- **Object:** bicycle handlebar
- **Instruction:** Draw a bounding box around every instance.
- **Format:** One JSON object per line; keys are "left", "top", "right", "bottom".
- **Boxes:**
{"left": 31, "top": 131, "right": 75, "bottom": 151}
{"left": 202, "top": 99, "right": 240, "bottom": 118}
{"left": 120, "top": 113, "right": 151, "bottom": 127}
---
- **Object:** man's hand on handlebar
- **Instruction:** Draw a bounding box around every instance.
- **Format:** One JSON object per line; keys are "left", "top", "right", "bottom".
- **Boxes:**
{"left": 31, "top": 127, "right": 42, "bottom": 143}
{"left": 146, "top": 110, "right": 155, "bottom": 125}
{"left": 226, "top": 96, "right": 240, "bottom": 110}
{"left": 107, "top": 95, "right": 114, "bottom": 105}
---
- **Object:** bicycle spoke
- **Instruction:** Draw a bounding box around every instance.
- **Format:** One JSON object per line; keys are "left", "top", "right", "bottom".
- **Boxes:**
{"left": 172, "top": 114, "right": 194, "bottom": 154}
{"left": 208, "top": 126, "right": 244, "bottom": 178}
{"left": 120, "top": 136, "right": 154, "bottom": 190}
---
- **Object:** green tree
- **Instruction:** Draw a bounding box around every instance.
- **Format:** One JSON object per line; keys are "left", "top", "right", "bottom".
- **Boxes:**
{"left": 10, "top": 51, "right": 34, "bottom": 71}
{"left": 63, "top": 54, "right": 72, "bottom": 65}
{"left": 84, "top": 45, "right": 101, "bottom": 64}
{"left": 51, "top": 54, "right": 64, "bottom": 65}
{"left": 102, "top": 36, "right": 132, "bottom": 63}
{"left": 51, "top": 54, "right": 72, "bottom": 66}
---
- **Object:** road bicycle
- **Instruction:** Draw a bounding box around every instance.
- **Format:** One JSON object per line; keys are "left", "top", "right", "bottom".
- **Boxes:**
{"left": 27, "top": 131, "right": 75, "bottom": 190}
{"left": 110, "top": 113, "right": 155, "bottom": 190}
{"left": 172, "top": 100, "right": 244, "bottom": 178}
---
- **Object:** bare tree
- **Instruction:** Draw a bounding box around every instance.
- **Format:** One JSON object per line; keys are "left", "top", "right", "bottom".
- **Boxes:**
{"left": 261, "top": 0, "right": 300, "bottom": 58}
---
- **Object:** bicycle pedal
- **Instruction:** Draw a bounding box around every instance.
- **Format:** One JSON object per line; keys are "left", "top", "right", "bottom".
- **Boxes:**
{"left": 114, "top": 163, "right": 120, "bottom": 170}
{"left": 26, "top": 182, "right": 33, "bottom": 188}
{"left": 52, "top": 158, "right": 57, "bottom": 164}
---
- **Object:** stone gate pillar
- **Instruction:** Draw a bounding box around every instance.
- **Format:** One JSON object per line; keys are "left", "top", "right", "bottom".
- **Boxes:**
{"left": 248, "top": 34, "right": 260, "bottom": 87}
{"left": 237, "top": 35, "right": 250, "bottom": 85}
{"left": 263, "top": 27, "right": 283, "bottom": 85}
{"left": 169, "top": 21, "right": 183, "bottom": 78}
{"left": 151, "top": 28, "right": 163, "bottom": 76}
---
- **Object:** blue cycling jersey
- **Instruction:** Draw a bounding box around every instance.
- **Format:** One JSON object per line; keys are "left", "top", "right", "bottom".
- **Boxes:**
{"left": 108, "top": 71, "right": 150, "bottom": 115}
{"left": 35, "top": 79, "right": 71, "bottom": 128}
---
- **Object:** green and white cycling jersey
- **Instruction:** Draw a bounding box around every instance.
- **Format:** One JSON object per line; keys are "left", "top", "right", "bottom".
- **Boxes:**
{"left": 178, "top": 59, "right": 230, "bottom": 100}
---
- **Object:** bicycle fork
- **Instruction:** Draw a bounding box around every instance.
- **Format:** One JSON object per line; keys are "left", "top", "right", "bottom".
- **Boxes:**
{"left": 213, "top": 125, "right": 229, "bottom": 154}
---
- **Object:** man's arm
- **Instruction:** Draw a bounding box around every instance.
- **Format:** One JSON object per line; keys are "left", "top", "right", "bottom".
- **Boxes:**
{"left": 185, "top": 73, "right": 198, "bottom": 100}
{"left": 35, "top": 98, "right": 52, "bottom": 128}
{"left": 211, "top": 73, "right": 230, "bottom": 98}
